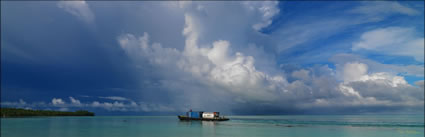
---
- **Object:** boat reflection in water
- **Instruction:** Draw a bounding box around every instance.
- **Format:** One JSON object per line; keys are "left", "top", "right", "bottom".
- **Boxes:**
{"left": 178, "top": 120, "right": 219, "bottom": 127}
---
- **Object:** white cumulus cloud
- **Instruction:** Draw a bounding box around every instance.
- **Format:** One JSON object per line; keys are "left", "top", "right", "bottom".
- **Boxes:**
{"left": 69, "top": 97, "right": 82, "bottom": 106}
{"left": 119, "top": 14, "right": 287, "bottom": 102}
{"left": 243, "top": 1, "right": 280, "bottom": 31}
{"left": 57, "top": 0, "right": 95, "bottom": 24}
{"left": 52, "top": 98, "right": 65, "bottom": 105}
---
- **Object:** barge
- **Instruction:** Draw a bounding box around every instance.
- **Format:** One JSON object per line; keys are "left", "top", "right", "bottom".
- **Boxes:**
{"left": 178, "top": 111, "right": 229, "bottom": 121}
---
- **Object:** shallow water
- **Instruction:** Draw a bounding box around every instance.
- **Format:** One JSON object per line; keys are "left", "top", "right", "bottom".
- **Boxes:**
{"left": 1, "top": 115, "right": 424, "bottom": 137}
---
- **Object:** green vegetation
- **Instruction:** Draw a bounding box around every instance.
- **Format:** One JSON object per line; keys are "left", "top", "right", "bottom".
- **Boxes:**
{"left": 1, "top": 108, "right": 94, "bottom": 117}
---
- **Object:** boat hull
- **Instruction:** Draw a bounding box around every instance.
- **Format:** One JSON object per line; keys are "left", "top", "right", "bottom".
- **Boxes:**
{"left": 178, "top": 116, "right": 229, "bottom": 121}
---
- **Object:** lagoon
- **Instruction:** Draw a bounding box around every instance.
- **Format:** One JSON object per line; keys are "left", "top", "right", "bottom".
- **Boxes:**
{"left": 1, "top": 115, "right": 424, "bottom": 137}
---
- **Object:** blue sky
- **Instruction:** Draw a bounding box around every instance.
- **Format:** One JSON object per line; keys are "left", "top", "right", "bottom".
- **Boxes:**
{"left": 1, "top": 1, "right": 424, "bottom": 115}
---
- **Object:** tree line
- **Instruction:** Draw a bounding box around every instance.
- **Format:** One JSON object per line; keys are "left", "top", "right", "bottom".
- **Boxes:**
{"left": 1, "top": 108, "right": 95, "bottom": 117}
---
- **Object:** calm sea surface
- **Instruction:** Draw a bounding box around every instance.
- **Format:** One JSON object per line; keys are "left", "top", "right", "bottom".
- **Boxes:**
{"left": 1, "top": 115, "right": 424, "bottom": 137}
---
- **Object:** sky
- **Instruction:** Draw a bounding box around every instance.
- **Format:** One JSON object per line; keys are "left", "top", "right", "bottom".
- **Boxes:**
{"left": 1, "top": 1, "right": 424, "bottom": 115}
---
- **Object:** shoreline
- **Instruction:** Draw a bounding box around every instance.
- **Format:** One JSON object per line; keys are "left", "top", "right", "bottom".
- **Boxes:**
{"left": 1, "top": 108, "right": 95, "bottom": 117}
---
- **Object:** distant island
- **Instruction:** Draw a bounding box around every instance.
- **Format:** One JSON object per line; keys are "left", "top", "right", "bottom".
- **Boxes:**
{"left": 1, "top": 108, "right": 95, "bottom": 117}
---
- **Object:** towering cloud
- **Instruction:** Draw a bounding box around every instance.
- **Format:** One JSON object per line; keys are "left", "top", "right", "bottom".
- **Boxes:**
{"left": 116, "top": 1, "right": 423, "bottom": 113}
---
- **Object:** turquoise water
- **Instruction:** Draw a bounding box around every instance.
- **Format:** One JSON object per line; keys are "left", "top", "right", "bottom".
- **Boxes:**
{"left": 1, "top": 115, "right": 424, "bottom": 137}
